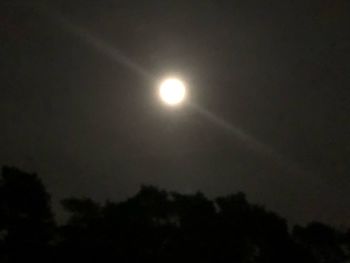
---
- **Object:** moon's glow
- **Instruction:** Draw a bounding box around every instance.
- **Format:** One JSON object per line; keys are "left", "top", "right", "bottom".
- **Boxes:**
{"left": 159, "top": 78, "right": 186, "bottom": 105}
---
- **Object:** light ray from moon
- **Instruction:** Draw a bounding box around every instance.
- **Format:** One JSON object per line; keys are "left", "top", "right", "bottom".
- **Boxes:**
{"left": 189, "top": 103, "right": 308, "bottom": 177}
{"left": 50, "top": 13, "right": 152, "bottom": 80}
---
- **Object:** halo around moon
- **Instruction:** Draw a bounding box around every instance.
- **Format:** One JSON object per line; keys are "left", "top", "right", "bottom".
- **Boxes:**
{"left": 159, "top": 78, "right": 186, "bottom": 106}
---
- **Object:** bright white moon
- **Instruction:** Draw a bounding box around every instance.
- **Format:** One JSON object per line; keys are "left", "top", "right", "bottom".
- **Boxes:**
{"left": 159, "top": 78, "right": 186, "bottom": 106}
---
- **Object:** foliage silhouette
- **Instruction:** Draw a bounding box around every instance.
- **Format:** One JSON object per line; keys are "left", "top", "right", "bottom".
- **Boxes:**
{"left": 0, "top": 166, "right": 54, "bottom": 262}
{"left": 0, "top": 166, "right": 349, "bottom": 263}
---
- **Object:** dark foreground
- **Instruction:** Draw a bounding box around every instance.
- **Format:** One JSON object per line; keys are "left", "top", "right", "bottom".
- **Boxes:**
{"left": 0, "top": 166, "right": 349, "bottom": 263}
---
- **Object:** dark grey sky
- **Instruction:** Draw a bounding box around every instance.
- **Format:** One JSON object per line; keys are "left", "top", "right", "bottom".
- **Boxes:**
{"left": 1, "top": 0, "right": 349, "bottom": 226}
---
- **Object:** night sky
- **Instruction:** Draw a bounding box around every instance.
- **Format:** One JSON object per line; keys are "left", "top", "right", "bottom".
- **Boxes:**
{"left": 1, "top": 0, "right": 350, "bottom": 226}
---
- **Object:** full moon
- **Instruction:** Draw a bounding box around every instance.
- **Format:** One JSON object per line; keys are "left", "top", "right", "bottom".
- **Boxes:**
{"left": 159, "top": 78, "right": 186, "bottom": 106}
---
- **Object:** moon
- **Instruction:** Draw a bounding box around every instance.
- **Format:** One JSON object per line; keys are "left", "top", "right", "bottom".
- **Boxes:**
{"left": 159, "top": 78, "right": 187, "bottom": 106}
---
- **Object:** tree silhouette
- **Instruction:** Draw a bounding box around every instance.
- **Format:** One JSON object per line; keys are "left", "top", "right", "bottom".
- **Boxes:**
{"left": 1, "top": 165, "right": 349, "bottom": 263}
{"left": 0, "top": 166, "right": 54, "bottom": 262}
{"left": 293, "top": 222, "right": 348, "bottom": 263}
